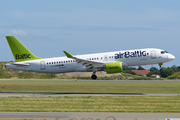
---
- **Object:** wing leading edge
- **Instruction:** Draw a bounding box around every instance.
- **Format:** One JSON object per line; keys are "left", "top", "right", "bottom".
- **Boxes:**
{"left": 63, "top": 51, "right": 105, "bottom": 70}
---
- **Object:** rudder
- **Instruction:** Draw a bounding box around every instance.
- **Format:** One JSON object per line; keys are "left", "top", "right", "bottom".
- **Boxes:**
{"left": 6, "top": 36, "right": 42, "bottom": 62}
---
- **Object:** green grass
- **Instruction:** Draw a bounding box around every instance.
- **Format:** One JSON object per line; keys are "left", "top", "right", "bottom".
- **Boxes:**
{"left": 167, "top": 71, "right": 180, "bottom": 79}
{"left": 0, "top": 96, "right": 180, "bottom": 112}
{"left": 0, "top": 80, "right": 180, "bottom": 112}
{"left": 0, "top": 79, "right": 180, "bottom": 93}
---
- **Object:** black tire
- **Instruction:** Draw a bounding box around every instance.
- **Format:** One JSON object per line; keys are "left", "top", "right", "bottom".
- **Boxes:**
{"left": 91, "top": 75, "right": 97, "bottom": 80}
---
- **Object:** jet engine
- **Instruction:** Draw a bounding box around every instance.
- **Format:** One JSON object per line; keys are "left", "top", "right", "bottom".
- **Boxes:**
{"left": 104, "top": 62, "right": 122, "bottom": 74}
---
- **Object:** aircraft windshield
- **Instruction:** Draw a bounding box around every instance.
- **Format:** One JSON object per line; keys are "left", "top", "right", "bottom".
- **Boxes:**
{"left": 161, "top": 51, "right": 169, "bottom": 54}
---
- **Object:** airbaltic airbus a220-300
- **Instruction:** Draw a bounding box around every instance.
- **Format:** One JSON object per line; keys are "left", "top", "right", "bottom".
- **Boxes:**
{"left": 5, "top": 36, "right": 175, "bottom": 79}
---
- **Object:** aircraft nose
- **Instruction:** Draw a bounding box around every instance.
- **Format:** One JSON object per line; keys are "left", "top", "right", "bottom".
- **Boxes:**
{"left": 169, "top": 54, "right": 175, "bottom": 60}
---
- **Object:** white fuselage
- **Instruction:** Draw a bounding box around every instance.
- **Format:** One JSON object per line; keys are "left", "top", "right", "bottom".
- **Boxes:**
{"left": 5, "top": 48, "right": 175, "bottom": 73}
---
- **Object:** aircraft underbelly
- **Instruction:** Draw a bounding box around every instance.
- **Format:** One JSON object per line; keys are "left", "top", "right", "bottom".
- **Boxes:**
{"left": 40, "top": 64, "right": 78, "bottom": 73}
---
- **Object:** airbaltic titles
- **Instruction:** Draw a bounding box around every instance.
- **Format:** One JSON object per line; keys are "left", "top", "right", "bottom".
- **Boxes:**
{"left": 115, "top": 50, "right": 147, "bottom": 59}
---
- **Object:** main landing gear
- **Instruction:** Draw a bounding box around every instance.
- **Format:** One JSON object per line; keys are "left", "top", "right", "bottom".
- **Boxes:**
{"left": 91, "top": 72, "right": 97, "bottom": 80}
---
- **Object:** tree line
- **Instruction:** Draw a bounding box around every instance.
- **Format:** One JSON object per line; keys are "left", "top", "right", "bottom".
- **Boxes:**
{"left": 123, "top": 65, "right": 180, "bottom": 78}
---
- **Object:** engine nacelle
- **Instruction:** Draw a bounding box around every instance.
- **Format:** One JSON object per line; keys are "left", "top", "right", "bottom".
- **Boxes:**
{"left": 104, "top": 62, "right": 122, "bottom": 74}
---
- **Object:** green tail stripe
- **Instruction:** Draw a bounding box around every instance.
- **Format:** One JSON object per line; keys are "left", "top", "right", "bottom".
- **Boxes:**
{"left": 6, "top": 36, "right": 42, "bottom": 62}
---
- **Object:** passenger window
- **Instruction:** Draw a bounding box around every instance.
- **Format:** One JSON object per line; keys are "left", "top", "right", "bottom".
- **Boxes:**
{"left": 47, "top": 63, "right": 48, "bottom": 65}
{"left": 90, "top": 58, "right": 91, "bottom": 60}
{"left": 101, "top": 57, "right": 103, "bottom": 59}
{"left": 49, "top": 62, "right": 51, "bottom": 65}
{"left": 112, "top": 56, "right": 113, "bottom": 58}
{"left": 94, "top": 58, "right": 96, "bottom": 60}
{"left": 97, "top": 58, "right": 98, "bottom": 60}
{"left": 52, "top": 62, "right": 53, "bottom": 64}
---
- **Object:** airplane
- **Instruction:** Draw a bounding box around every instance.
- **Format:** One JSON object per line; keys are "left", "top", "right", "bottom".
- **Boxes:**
{"left": 5, "top": 36, "right": 175, "bottom": 79}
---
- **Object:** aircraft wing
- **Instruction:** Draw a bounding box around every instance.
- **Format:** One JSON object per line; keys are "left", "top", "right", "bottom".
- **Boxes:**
{"left": 63, "top": 51, "right": 104, "bottom": 70}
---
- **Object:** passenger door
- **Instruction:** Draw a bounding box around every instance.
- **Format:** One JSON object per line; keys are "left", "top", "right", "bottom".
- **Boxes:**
{"left": 40, "top": 61, "right": 46, "bottom": 70}
{"left": 151, "top": 50, "right": 156, "bottom": 59}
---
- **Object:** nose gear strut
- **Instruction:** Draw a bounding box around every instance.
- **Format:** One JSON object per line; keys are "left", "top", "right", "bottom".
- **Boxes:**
{"left": 158, "top": 63, "right": 163, "bottom": 73}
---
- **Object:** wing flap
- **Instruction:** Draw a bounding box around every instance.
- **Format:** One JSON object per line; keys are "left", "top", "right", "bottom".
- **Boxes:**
{"left": 63, "top": 51, "right": 104, "bottom": 70}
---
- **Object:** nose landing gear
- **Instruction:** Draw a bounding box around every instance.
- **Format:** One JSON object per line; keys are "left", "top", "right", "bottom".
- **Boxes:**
{"left": 158, "top": 63, "right": 163, "bottom": 73}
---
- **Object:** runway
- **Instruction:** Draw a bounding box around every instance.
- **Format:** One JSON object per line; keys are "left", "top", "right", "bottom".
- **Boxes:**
{"left": 0, "top": 92, "right": 180, "bottom": 97}
{"left": 0, "top": 112, "right": 180, "bottom": 119}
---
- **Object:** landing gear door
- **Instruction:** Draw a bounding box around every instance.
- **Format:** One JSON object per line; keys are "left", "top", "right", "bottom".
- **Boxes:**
{"left": 151, "top": 50, "right": 156, "bottom": 59}
{"left": 40, "top": 61, "right": 46, "bottom": 70}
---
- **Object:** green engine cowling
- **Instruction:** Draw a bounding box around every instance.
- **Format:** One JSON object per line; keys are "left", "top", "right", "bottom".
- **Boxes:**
{"left": 105, "top": 62, "right": 122, "bottom": 74}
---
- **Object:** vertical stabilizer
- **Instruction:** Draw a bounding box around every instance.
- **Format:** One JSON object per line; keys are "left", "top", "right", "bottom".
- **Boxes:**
{"left": 6, "top": 36, "right": 42, "bottom": 62}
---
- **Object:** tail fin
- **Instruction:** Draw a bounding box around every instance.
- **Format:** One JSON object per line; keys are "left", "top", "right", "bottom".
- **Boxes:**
{"left": 6, "top": 36, "right": 42, "bottom": 62}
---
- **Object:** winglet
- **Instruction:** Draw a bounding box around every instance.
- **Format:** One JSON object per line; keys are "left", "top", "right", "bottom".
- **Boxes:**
{"left": 63, "top": 51, "right": 73, "bottom": 58}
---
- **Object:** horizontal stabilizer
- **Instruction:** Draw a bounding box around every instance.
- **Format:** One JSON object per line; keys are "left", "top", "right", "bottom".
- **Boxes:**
{"left": 12, "top": 62, "right": 29, "bottom": 66}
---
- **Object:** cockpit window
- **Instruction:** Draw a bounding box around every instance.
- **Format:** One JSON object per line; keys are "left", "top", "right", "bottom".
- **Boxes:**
{"left": 161, "top": 51, "right": 165, "bottom": 54}
{"left": 161, "top": 51, "right": 169, "bottom": 54}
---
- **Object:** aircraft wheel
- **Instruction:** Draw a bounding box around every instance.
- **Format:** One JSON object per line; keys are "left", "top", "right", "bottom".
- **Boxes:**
{"left": 91, "top": 75, "right": 97, "bottom": 80}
